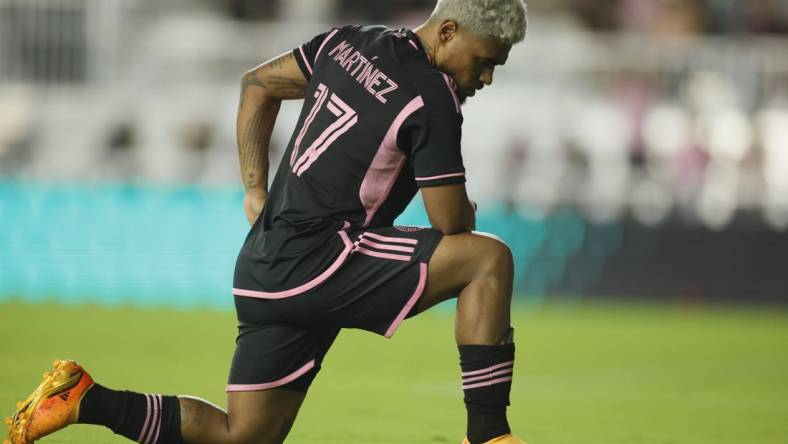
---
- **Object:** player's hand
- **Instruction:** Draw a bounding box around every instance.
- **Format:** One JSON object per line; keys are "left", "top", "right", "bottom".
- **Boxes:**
{"left": 244, "top": 188, "right": 267, "bottom": 225}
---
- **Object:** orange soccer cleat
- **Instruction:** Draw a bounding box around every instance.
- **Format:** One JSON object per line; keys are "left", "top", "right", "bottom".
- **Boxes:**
{"left": 462, "top": 434, "right": 529, "bottom": 444}
{"left": 5, "top": 360, "right": 94, "bottom": 444}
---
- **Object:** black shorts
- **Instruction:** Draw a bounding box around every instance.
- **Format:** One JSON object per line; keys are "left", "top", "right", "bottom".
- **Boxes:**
{"left": 227, "top": 225, "right": 443, "bottom": 393}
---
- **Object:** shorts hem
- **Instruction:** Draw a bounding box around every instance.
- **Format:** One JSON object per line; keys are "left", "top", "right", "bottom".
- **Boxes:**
{"left": 383, "top": 262, "right": 428, "bottom": 338}
{"left": 226, "top": 359, "right": 316, "bottom": 392}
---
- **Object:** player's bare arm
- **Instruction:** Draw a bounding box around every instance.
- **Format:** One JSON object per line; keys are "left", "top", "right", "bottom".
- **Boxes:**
{"left": 237, "top": 51, "right": 308, "bottom": 225}
{"left": 421, "top": 184, "right": 477, "bottom": 234}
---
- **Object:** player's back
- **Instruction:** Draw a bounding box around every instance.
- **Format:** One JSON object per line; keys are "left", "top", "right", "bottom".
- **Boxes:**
{"left": 237, "top": 25, "right": 465, "bottom": 292}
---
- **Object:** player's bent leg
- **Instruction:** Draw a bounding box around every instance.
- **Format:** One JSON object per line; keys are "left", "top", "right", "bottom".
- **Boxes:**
{"left": 5, "top": 360, "right": 305, "bottom": 444}
{"left": 418, "top": 232, "right": 526, "bottom": 444}
{"left": 179, "top": 389, "right": 305, "bottom": 444}
{"left": 419, "top": 231, "right": 514, "bottom": 345}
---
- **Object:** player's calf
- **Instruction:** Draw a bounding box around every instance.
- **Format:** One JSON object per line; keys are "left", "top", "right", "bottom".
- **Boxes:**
{"left": 455, "top": 232, "right": 514, "bottom": 345}
{"left": 420, "top": 232, "right": 518, "bottom": 444}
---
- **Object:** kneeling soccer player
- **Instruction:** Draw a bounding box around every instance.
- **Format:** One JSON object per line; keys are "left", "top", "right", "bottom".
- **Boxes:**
{"left": 6, "top": 1, "right": 529, "bottom": 443}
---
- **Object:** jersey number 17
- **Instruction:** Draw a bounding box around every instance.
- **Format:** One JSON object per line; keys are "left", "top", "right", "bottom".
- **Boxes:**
{"left": 290, "top": 83, "right": 358, "bottom": 177}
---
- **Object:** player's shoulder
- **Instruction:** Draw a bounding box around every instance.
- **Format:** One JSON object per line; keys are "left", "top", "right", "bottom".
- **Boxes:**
{"left": 331, "top": 24, "right": 397, "bottom": 44}
{"left": 395, "top": 40, "right": 461, "bottom": 118}
{"left": 402, "top": 62, "right": 463, "bottom": 122}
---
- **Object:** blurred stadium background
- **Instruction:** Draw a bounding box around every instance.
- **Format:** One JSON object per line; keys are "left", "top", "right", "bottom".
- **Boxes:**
{"left": 2, "top": 0, "right": 788, "bottom": 306}
{"left": 1, "top": 1, "right": 788, "bottom": 443}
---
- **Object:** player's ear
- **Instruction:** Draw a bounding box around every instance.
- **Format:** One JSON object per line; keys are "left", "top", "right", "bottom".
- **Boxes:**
{"left": 438, "top": 19, "right": 459, "bottom": 44}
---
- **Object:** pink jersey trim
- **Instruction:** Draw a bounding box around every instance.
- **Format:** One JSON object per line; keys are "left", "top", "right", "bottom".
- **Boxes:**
{"left": 363, "top": 231, "right": 418, "bottom": 245}
{"left": 462, "top": 376, "right": 513, "bottom": 390}
{"left": 461, "top": 360, "right": 515, "bottom": 377}
{"left": 299, "top": 46, "right": 313, "bottom": 75}
{"left": 315, "top": 28, "right": 340, "bottom": 61}
{"left": 359, "top": 96, "right": 425, "bottom": 227}
{"left": 226, "top": 360, "right": 316, "bottom": 392}
{"left": 232, "top": 230, "right": 352, "bottom": 299}
{"left": 462, "top": 367, "right": 514, "bottom": 384}
{"left": 415, "top": 172, "right": 466, "bottom": 182}
{"left": 408, "top": 39, "right": 419, "bottom": 50}
{"left": 441, "top": 73, "right": 461, "bottom": 113}
{"left": 358, "top": 237, "right": 415, "bottom": 253}
{"left": 385, "top": 262, "right": 428, "bottom": 338}
{"left": 354, "top": 246, "right": 411, "bottom": 262}
{"left": 138, "top": 394, "right": 152, "bottom": 443}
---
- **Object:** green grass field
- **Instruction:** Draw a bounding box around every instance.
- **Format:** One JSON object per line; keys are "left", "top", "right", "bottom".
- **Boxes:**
{"left": 1, "top": 300, "right": 787, "bottom": 444}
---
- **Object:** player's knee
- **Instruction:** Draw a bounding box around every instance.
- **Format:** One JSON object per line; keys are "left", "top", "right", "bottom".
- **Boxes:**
{"left": 476, "top": 233, "right": 514, "bottom": 280}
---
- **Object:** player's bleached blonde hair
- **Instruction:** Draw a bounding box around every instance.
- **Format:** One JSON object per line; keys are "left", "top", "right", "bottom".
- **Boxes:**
{"left": 429, "top": 0, "right": 528, "bottom": 46}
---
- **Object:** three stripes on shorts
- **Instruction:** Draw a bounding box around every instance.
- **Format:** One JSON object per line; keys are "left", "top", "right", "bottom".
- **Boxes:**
{"left": 352, "top": 232, "right": 418, "bottom": 262}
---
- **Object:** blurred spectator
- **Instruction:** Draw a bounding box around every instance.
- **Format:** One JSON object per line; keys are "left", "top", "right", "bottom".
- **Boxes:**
{"left": 741, "top": 0, "right": 788, "bottom": 34}
{"left": 337, "top": 0, "right": 433, "bottom": 22}
{"left": 570, "top": 0, "right": 621, "bottom": 31}
{"left": 100, "top": 120, "right": 140, "bottom": 182}
{"left": 571, "top": 0, "right": 788, "bottom": 35}
{"left": 0, "top": 86, "right": 35, "bottom": 175}
{"left": 225, "top": 0, "right": 281, "bottom": 20}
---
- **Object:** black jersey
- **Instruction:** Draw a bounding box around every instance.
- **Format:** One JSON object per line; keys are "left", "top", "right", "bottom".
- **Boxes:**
{"left": 237, "top": 25, "right": 465, "bottom": 292}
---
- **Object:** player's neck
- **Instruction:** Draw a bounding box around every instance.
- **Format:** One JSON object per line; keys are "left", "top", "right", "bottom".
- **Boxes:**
{"left": 413, "top": 23, "right": 438, "bottom": 66}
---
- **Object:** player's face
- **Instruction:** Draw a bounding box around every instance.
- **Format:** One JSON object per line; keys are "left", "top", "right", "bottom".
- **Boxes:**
{"left": 438, "top": 26, "right": 511, "bottom": 104}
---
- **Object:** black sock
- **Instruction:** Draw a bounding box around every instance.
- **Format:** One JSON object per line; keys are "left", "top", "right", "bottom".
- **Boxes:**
{"left": 459, "top": 343, "right": 515, "bottom": 444}
{"left": 78, "top": 384, "right": 183, "bottom": 444}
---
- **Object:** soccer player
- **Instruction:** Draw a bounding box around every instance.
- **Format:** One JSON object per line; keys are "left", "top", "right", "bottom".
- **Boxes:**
{"left": 5, "top": 1, "right": 528, "bottom": 443}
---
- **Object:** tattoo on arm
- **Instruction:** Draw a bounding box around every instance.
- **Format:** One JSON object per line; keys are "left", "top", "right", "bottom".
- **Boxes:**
{"left": 261, "top": 75, "right": 308, "bottom": 97}
{"left": 239, "top": 73, "right": 263, "bottom": 109}
{"left": 240, "top": 105, "right": 265, "bottom": 189}
{"left": 238, "top": 102, "right": 278, "bottom": 191}
{"left": 270, "top": 52, "right": 293, "bottom": 69}
{"left": 180, "top": 398, "right": 207, "bottom": 428}
{"left": 240, "top": 52, "right": 307, "bottom": 102}
{"left": 236, "top": 51, "right": 303, "bottom": 190}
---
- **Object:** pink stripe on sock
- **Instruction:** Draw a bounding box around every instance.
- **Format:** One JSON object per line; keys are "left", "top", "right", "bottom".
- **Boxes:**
{"left": 354, "top": 246, "right": 411, "bottom": 262}
{"left": 462, "top": 376, "right": 513, "bottom": 390}
{"left": 358, "top": 237, "right": 415, "bottom": 253}
{"left": 299, "top": 46, "right": 313, "bottom": 75}
{"left": 226, "top": 360, "right": 316, "bottom": 392}
{"left": 461, "top": 360, "right": 515, "bottom": 377}
{"left": 137, "top": 394, "right": 152, "bottom": 443}
{"left": 151, "top": 395, "right": 162, "bottom": 444}
{"left": 362, "top": 232, "right": 418, "bottom": 245}
{"left": 384, "top": 262, "right": 428, "bottom": 338}
{"left": 142, "top": 394, "right": 159, "bottom": 444}
{"left": 462, "top": 367, "right": 513, "bottom": 384}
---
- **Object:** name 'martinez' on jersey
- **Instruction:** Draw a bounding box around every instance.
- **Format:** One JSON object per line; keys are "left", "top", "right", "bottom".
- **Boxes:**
{"left": 327, "top": 39, "right": 400, "bottom": 104}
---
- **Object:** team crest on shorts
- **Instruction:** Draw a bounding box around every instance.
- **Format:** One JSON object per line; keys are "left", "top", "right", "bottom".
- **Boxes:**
{"left": 394, "top": 226, "right": 425, "bottom": 232}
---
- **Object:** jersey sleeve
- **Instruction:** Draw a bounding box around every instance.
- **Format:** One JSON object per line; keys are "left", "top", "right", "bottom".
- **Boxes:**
{"left": 399, "top": 74, "right": 466, "bottom": 188}
{"left": 292, "top": 28, "right": 340, "bottom": 81}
